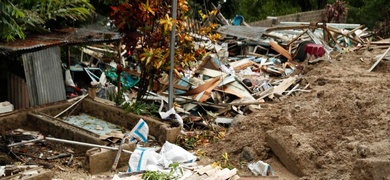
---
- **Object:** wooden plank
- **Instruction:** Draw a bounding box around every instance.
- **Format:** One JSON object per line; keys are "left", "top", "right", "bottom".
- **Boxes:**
{"left": 216, "top": 168, "right": 237, "bottom": 180}
{"left": 16, "top": 75, "right": 21, "bottom": 109}
{"left": 22, "top": 78, "right": 29, "bottom": 108}
{"left": 269, "top": 41, "right": 293, "bottom": 61}
{"left": 287, "top": 29, "right": 308, "bottom": 46}
{"left": 368, "top": 46, "right": 390, "bottom": 72}
{"left": 217, "top": 81, "right": 255, "bottom": 100}
{"left": 229, "top": 59, "right": 255, "bottom": 71}
{"left": 273, "top": 76, "right": 297, "bottom": 96}
{"left": 197, "top": 77, "right": 223, "bottom": 102}
{"left": 182, "top": 76, "right": 221, "bottom": 96}
{"left": 322, "top": 26, "right": 342, "bottom": 50}
{"left": 196, "top": 165, "right": 213, "bottom": 174}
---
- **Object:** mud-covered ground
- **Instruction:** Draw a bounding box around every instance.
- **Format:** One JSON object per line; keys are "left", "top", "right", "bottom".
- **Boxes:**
{"left": 203, "top": 48, "right": 390, "bottom": 179}
{"left": 2, "top": 48, "right": 390, "bottom": 180}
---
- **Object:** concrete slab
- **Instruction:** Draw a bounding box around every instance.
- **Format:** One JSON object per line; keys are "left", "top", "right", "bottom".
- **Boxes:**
{"left": 266, "top": 126, "right": 317, "bottom": 177}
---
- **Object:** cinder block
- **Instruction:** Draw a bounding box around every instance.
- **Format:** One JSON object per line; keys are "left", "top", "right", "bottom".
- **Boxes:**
{"left": 350, "top": 157, "right": 390, "bottom": 180}
{"left": 266, "top": 126, "right": 317, "bottom": 177}
{"left": 85, "top": 143, "right": 136, "bottom": 174}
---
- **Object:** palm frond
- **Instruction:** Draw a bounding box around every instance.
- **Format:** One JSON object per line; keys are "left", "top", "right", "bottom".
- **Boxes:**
{"left": 36, "top": 0, "right": 95, "bottom": 22}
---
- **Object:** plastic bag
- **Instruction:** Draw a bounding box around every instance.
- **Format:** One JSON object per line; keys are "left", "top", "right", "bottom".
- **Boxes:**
{"left": 248, "top": 160, "right": 274, "bottom": 176}
{"left": 129, "top": 119, "right": 149, "bottom": 143}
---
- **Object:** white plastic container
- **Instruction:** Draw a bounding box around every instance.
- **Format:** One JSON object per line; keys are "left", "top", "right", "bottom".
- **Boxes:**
{"left": 0, "top": 101, "right": 14, "bottom": 113}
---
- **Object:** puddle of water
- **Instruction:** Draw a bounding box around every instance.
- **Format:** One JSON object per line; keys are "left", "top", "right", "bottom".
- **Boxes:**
{"left": 63, "top": 113, "right": 128, "bottom": 136}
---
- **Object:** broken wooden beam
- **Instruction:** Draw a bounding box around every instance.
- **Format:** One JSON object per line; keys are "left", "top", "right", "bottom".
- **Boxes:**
{"left": 368, "top": 46, "right": 390, "bottom": 72}
{"left": 270, "top": 41, "right": 293, "bottom": 61}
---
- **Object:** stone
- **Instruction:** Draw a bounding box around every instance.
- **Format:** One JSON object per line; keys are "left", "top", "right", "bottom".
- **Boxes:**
{"left": 240, "top": 146, "right": 256, "bottom": 162}
{"left": 357, "top": 144, "right": 369, "bottom": 158}
{"left": 230, "top": 115, "right": 246, "bottom": 127}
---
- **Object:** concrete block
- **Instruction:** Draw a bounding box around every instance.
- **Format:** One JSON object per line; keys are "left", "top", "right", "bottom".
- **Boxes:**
{"left": 350, "top": 157, "right": 390, "bottom": 180}
{"left": 266, "top": 126, "right": 317, "bottom": 177}
{"left": 85, "top": 143, "right": 136, "bottom": 175}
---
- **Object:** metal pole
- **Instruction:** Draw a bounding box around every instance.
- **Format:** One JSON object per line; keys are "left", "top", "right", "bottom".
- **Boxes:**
{"left": 54, "top": 94, "right": 89, "bottom": 118}
{"left": 8, "top": 137, "right": 133, "bottom": 154}
{"left": 168, "top": 0, "right": 178, "bottom": 109}
{"left": 45, "top": 137, "right": 133, "bottom": 154}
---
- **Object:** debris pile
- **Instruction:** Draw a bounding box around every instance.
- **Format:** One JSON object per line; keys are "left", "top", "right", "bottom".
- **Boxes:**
{"left": 50, "top": 13, "right": 390, "bottom": 178}
{"left": 66, "top": 19, "right": 381, "bottom": 131}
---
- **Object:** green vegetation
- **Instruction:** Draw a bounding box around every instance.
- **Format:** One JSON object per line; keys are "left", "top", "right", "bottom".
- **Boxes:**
{"left": 142, "top": 162, "right": 183, "bottom": 180}
{"left": 347, "top": 0, "right": 390, "bottom": 38}
{"left": 0, "top": 0, "right": 95, "bottom": 41}
{"left": 212, "top": 152, "right": 235, "bottom": 170}
{"left": 122, "top": 101, "right": 159, "bottom": 116}
{"left": 196, "top": 0, "right": 388, "bottom": 38}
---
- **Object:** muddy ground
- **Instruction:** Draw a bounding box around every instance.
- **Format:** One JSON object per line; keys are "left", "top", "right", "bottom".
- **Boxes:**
{"left": 204, "top": 47, "right": 390, "bottom": 179}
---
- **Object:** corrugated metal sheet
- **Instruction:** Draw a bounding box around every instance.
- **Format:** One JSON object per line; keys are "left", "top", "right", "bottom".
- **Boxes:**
{"left": 0, "top": 39, "right": 65, "bottom": 52}
{"left": 22, "top": 47, "right": 66, "bottom": 106}
{"left": 217, "top": 25, "right": 268, "bottom": 42}
{"left": 7, "top": 73, "right": 29, "bottom": 109}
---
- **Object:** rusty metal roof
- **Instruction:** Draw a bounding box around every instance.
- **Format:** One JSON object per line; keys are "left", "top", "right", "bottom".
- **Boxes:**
{"left": 0, "top": 28, "right": 122, "bottom": 53}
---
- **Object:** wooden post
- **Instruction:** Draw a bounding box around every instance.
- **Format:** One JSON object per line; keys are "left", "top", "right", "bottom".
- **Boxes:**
{"left": 67, "top": 46, "right": 71, "bottom": 69}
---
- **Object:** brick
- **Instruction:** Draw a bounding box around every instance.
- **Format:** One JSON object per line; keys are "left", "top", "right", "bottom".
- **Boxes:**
{"left": 85, "top": 143, "right": 136, "bottom": 174}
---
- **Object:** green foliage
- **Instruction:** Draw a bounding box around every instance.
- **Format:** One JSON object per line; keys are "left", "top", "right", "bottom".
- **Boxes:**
{"left": 0, "top": 0, "right": 26, "bottom": 41}
{"left": 108, "top": 0, "right": 208, "bottom": 102}
{"left": 347, "top": 0, "right": 389, "bottom": 38}
{"left": 142, "top": 162, "right": 183, "bottom": 180}
{"left": 142, "top": 170, "right": 176, "bottom": 180}
{"left": 237, "top": 0, "right": 300, "bottom": 22}
{"left": 34, "top": 0, "right": 95, "bottom": 22}
{"left": 122, "top": 101, "right": 159, "bottom": 116}
{"left": 212, "top": 152, "right": 235, "bottom": 170}
{"left": 107, "top": 89, "right": 125, "bottom": 105}
{"left": 176, "top": 129, "right": 226, "bottom": 150}
{"left": 0, "top": 0, "right": 95, "bottom": 41}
